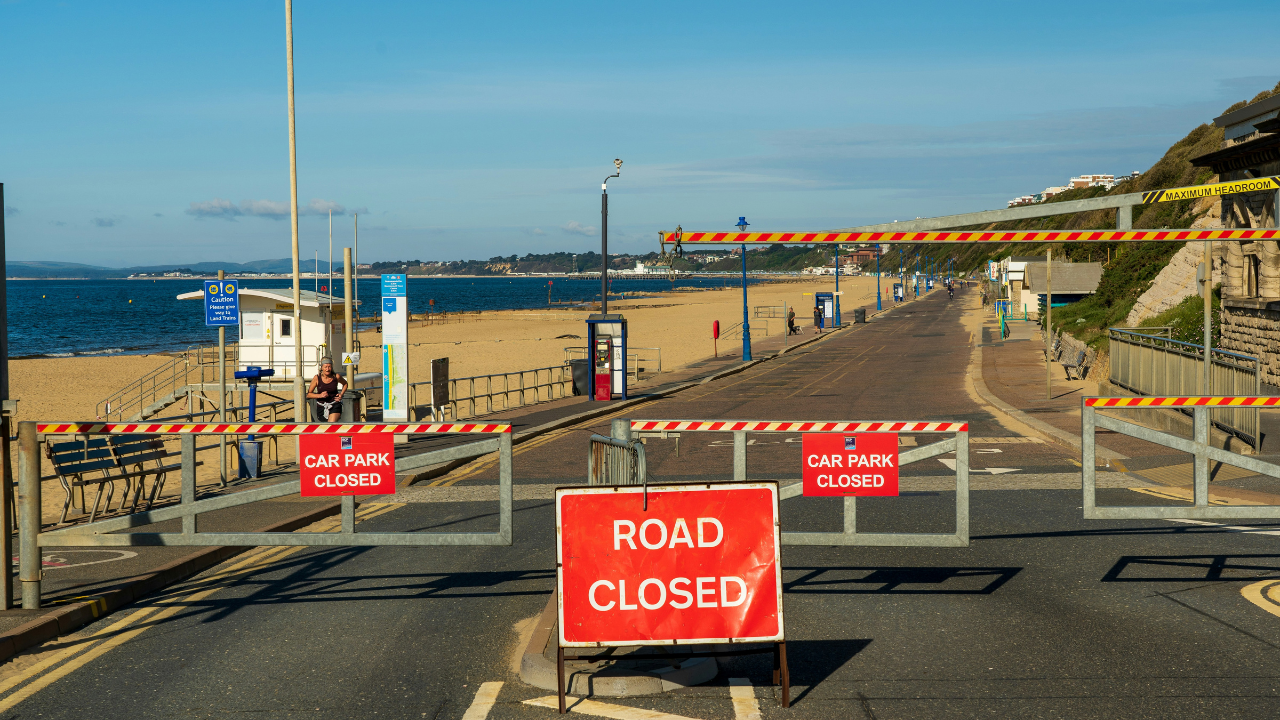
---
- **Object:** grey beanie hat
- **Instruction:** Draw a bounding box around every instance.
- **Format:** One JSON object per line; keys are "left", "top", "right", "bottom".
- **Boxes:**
{"left": 320, "top": 356, "right": 333, "bottom": 366}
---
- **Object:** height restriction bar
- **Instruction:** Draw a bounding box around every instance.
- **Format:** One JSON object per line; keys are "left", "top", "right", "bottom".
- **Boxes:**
{"left": 661, "top": 228, "right": 1280, "bottom": 245}
{"left": 1141, "top": 176, "right": 1280, "bottom": 204}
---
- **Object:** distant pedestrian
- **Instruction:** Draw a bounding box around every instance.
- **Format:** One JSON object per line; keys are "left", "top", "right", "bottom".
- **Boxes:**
{"left": 813, "top": 305, "right": 822, "bottom": 334}
{"left": 787, "top": 307, "right": 798, "bottom": 335}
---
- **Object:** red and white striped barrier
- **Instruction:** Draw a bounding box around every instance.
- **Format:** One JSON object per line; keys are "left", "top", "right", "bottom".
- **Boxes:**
{"left": 664, "top": 229, "right": 1280, "bottom": 245}
{"left": 36, "top": 422, "right": 511, "bottom": 435}
{"left": 1085, "top": 396, "right": 1280, "bottom": 408}
{"left": 630, "top": 420, "right": 967, "bottom": 433}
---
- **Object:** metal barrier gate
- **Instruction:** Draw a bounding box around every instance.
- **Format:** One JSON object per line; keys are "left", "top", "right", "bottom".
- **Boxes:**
{"left": 1082, "top": 396, "right": 1280, "bottom": 520}
{"left": 18, "top": 420, "right": 514, "bottom": 609}
{"left": 587, "top": 435, "right": 646, "bottom": 486}
{"left": 627, "top": 419, "right": 970, "bottom": 547}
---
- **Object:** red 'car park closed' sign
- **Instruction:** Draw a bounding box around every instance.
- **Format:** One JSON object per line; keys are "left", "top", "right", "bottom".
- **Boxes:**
{"left": 557, "top": 483, "right": 783, "bottom": 647}
{"left": 298, "top": 434, "right": 397, "bottom": 496}
{"left": 802, "top": 433, "right": 899, "bottom": 497}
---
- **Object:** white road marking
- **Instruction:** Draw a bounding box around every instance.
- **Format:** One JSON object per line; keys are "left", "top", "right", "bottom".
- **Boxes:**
{"left": 937, "top": 458, "right": 1019, "bottom": 474}
{"left": 1167, "top": 518, "right": 1280, "bottom": 535}
{"left": 729, "top": 678, "right": 762, "bottom": 720}
{"left": 524, "top": 695, "right": 702, "bottom": 720}
{"left": 461, "top": 681, "right": 503, "bottom": 720}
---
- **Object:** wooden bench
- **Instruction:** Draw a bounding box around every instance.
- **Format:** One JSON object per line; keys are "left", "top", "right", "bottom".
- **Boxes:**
{"left": 45, "top": 435, "right": 188, "bottom": 524}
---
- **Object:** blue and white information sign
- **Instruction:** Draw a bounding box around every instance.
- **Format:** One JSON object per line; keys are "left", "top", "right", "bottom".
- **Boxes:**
{"left": 381, "top": 274, "right": 409, "bottom": 421}
{"left": 204, "top": 280, "right": 240, "bottom": 327}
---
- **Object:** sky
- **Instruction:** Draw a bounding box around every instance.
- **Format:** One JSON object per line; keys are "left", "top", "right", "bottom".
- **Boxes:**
{"left": 1, "top": 0, "right": 1277, "bottom": 267}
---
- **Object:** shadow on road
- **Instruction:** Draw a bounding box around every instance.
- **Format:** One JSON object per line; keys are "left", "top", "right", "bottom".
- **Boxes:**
{"left": 784, "top": 566, "right": 1020, "bottom": 594}
{"left": 1101, "top": 553, "right": 1280, "bottom": 582}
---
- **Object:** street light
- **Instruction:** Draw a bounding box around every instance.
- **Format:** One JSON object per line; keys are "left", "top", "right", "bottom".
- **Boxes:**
{"left": 737, "top": 216, "right": 752, "bottom": 362}
{"left": 601, "top": 159, "right": 622, "bottom": 314}
{"left": 876, "top": 245, "right": 882, "bottom": 311}
{"left": 833, "top": 244, "right": 842, "bottom": 326}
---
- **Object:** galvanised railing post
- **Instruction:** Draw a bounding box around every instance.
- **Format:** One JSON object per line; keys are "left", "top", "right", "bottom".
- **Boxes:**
{"left": 955, "top": 428, "right": 969, "bottom": 542}
{"left": 18, "top": 421, "right": 41, "bottom": 609}
{"left": 498, "top": 432, "right": 513, "bottom": 544}
{"left": 1082, "top": 401, "right": 1096, "bottom": 518}
{"left": 733, "top": 431, "right": 747, "bottom": 482}
{"left": 1194, "top": 407, "right": 1209, "bottom": 507}
{"left": 182, "top": 435, "right": 196, "bottom": 536}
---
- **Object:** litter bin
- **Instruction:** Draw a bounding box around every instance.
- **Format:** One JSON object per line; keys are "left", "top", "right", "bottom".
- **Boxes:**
{"left": 311, "top": 390, "right": 364, "bottom": 422}
{"left": 853, "top": 308, "right": 866, "bottom": 323}
{"left": 569, "top": 359, "right": 590, "bottom": 396}
{"left": 238, "top": 440, "right": 263, "bottom": 479}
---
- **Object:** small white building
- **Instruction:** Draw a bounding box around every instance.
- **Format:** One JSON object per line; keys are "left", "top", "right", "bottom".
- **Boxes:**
{"left": 178, "top": 287, "right": 358, "bottom": 379}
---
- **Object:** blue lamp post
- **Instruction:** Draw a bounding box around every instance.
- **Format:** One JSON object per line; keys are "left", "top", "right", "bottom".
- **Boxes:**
{"left": 915, "top": 255, "right": 920, "bottom": 297}
{"left": 876, "top": 245, "right": 882, "bottom": 311}
{"left": 833, "top": 244, "right": 842, "bottom": 326}
{"left": 737, "top": 216, "right": 752, "bottom": 362}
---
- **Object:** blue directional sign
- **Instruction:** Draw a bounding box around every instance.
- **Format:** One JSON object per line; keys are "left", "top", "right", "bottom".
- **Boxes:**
{"left": 204, "top": 280, "right": 240, "bottom": 327}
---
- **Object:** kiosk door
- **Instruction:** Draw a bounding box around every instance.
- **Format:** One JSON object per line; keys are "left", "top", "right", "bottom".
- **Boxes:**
{"left": 593, "top": 336, "right": 613, "bottom": 401}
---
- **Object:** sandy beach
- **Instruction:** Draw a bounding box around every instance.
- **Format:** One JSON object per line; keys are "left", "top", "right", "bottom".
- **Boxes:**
{"left": 11, "top": 274, "right": 884, "bottom": 523}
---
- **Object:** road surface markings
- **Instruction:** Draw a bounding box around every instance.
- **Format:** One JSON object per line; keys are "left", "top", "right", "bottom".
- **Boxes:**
{"left": 0, "top": 501, "right": 404, "bottom": 713}
{"left": 524, "top": 695, "right": 701, "bottom": 720}
{"left": 729, "top": 678, "right": 762, "bottom": 720}
{"left": 1133, "top": 488, "right": 1262, "bottom": 506}
{"left": 461, "top": 681, "right": 504, "bottom": 720}
{"left": 1166, "top": 518, "right": 1280, "bottom": 534}
{"left": 937, "top": 458, "right": 1018, "bottom": 474}
{"left": 1242, "top": 579, "right": 1280, "bottom": 619}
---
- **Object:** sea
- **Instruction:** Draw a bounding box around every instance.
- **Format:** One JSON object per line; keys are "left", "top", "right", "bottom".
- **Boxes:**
{"left": 7, "top": 275, "right": 765, "bottom": 359}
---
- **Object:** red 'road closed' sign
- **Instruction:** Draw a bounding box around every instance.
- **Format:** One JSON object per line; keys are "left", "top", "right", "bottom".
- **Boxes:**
{"left": 802, "top": 433, "right": 899, "bottom": 496}
{"left": 298, "top": 434, "right": 397, "bottom": 496}
{"left": 556, "top": 483, "right": 783, "bottom": 647}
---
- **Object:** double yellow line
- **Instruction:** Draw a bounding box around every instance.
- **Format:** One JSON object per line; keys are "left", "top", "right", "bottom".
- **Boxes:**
{"left": 0, "top": 502, "right": 403, "bottom": 713}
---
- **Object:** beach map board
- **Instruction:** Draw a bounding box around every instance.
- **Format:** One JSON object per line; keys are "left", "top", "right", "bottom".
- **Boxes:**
{"left": 203, "top": 280, "right": 239, "bottom": 327}
{"left": 381, "top": 274, "right": 408, "bottom": 421}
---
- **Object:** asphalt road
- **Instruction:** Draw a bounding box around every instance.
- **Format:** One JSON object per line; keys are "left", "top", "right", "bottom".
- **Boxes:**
{"left": 3, "top": 289, "right": 1280, "bottom": 719}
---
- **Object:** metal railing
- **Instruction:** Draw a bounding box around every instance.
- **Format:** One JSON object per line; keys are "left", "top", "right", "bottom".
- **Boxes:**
{"left": 97, "top": 343, "right": 241, "bottom": 422}
{"left": 624, "top": 419, "right": 970, "bottom": 547}
{"left": 409, "top": 365, "right": 573, "bottom": 421}
{"left": 754, "top": 305, "right": 786, "bottom": 319}
{"left": 588, "top": 434, "right": 646, "bottom": 486}
{"left": 563, "top": 347, "right": 663, "bottom": 379}
{"left": 1083, "top": 396, "right": 1280, "bottom": 520}
{"left": 1107, "top": 328, "right": 1262, "bottom": 449}
{"left": 17, "top": 421, "right": 515, "bottom": 609}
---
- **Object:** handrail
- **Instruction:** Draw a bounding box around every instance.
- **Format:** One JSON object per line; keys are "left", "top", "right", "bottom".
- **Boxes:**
{"left": 1108, "top": 328, "right": 1259, "bottom": 364}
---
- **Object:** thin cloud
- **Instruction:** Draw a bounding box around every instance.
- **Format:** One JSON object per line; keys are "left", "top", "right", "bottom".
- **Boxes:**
{"left": 186, "top": 198, "right": 348, "bottom": 220}
{"left": 92, "top": 217, "right": 117, "bottom": 228}
{"left": 3, "top": 206, "right": 17, "bottom": 218}
{"left": 561, "top": 221, "right": 597, "bottom": 236}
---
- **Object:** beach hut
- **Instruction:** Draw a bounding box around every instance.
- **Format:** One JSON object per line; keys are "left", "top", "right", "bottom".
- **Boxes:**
{"left": 177, "top": 287, "right": 358, "bottom": 380}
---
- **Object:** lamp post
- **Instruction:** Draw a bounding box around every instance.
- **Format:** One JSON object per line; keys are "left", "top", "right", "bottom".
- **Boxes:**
{"left": 737, "top": 216, "right": 752, "bottom": 361}
{"left": 876, "top": 245, "right": 882, "bottom": 311}
{"left": 833, "top": 244, "right": 842, "bottom": 326}
{"left": 601, "top": 158, "right": 622, "bottom": 314}
{"left": 915, "top": 255, "right": 920, "bottom": 297}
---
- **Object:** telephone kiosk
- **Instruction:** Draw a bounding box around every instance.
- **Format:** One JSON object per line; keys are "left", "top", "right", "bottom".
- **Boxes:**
{"left": 893, "top": 283, "right": 903, "bottom": 302}
{"left": 814, "top": 292, "right": 835, "bottom": 330}
{"left": 585, "top": 313, "right": 628, "bottom": 401}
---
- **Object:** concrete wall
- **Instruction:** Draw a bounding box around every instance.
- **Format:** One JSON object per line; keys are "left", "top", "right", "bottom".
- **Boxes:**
{"left": 1220, "top": 298, "right": 1280, "bottom": 387}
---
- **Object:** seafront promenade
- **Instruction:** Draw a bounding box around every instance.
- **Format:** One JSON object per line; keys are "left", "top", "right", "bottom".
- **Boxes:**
{"left": 2, "top": 286, "right": 1280, "bottom": 718}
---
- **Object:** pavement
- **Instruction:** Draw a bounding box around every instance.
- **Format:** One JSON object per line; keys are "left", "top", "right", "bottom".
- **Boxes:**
{"left": 1, "top": 285, "right": 1280, "bottom": 718}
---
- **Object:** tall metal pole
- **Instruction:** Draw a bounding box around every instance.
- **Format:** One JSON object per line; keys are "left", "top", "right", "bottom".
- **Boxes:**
{"left": 601, "top": 188, "right": 608, "bottom": 314}
{"left": 1046, "top": 249, "right": 1053, "bottom": 399}
{"left": 1203, "top": 240, "right": 1212, "bottom": 393}
{"left": 834, "top": 245, "right": 841, "bottom": 326}
{"left": 328, "top": 209, "right": 333, "bottom": 350}
{"left": 741, "top": 244, "right": 752, "bottom": 360}
{"left": 285, "top": 0, "right": 305, "bottom": 421}
{"left": 353, "top": 213, "right": 359, "bottom": 374}
{"left": 344, "top": 248, "right": 354, "bottom": 372}
{"left": 0, "top": 182, "right": 11, "bottom": 610}
{"left": 600, "top": 160, "right": 621, "bottom": 314}
{"left": 218, "top": 269, "right": 227, "bottom": 486}
{"left": 876, "top": 248, "right": 882, "bottom": 311}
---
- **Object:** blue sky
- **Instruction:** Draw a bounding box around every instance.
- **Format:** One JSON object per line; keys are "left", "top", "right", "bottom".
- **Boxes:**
{"left": 1, "top": 0, "right": 1275, "bottom": 266}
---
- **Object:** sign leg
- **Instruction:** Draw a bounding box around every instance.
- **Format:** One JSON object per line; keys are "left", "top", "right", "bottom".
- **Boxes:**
{"left": 772, "top": 643, "right": 780, "bottom": 685}
{"left": 779, "top": 641, "right": 790, "bottom": 708}
{"left": 557, "top": 644, "right": 566, "bottom": 714}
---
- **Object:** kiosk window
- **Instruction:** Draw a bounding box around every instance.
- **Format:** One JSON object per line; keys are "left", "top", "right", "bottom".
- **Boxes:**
{"left": 280, "top": 318, "right": 292, "bottom": 338}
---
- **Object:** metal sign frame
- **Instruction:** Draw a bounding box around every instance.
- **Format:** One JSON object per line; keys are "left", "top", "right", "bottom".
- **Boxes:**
{"left": 628, "top": 420, "right": 970, "bottom": 547}
{"left": 18, "top": 421, "right": 513, "bottom": 609}
{"left": 1082, "top": 396, "right": 1280, "bottom": 520}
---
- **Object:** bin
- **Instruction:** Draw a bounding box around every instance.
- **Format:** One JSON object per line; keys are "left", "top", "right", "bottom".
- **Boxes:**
{"left": 569, "top": 359, "right": 590, "bottom": 396}
{"left": 853, "top": 308, "right": 866, "bottom": 323}
{"left": 238, "top": 440, "right": 263, "bottom": 479}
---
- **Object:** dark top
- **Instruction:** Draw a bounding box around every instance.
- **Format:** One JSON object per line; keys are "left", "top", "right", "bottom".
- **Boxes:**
{"left": 313, "top": 374, "right": 340, "bottom": 402}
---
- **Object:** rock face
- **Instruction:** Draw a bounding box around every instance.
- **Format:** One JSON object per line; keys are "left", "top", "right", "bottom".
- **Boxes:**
{"left": 1123, "top": 241, "right": 1222, "bottom": 326}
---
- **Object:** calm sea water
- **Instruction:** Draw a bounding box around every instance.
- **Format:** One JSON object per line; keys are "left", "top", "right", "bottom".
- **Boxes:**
{"left": 7, "top": 276, "right": 764, "bottom": 358}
